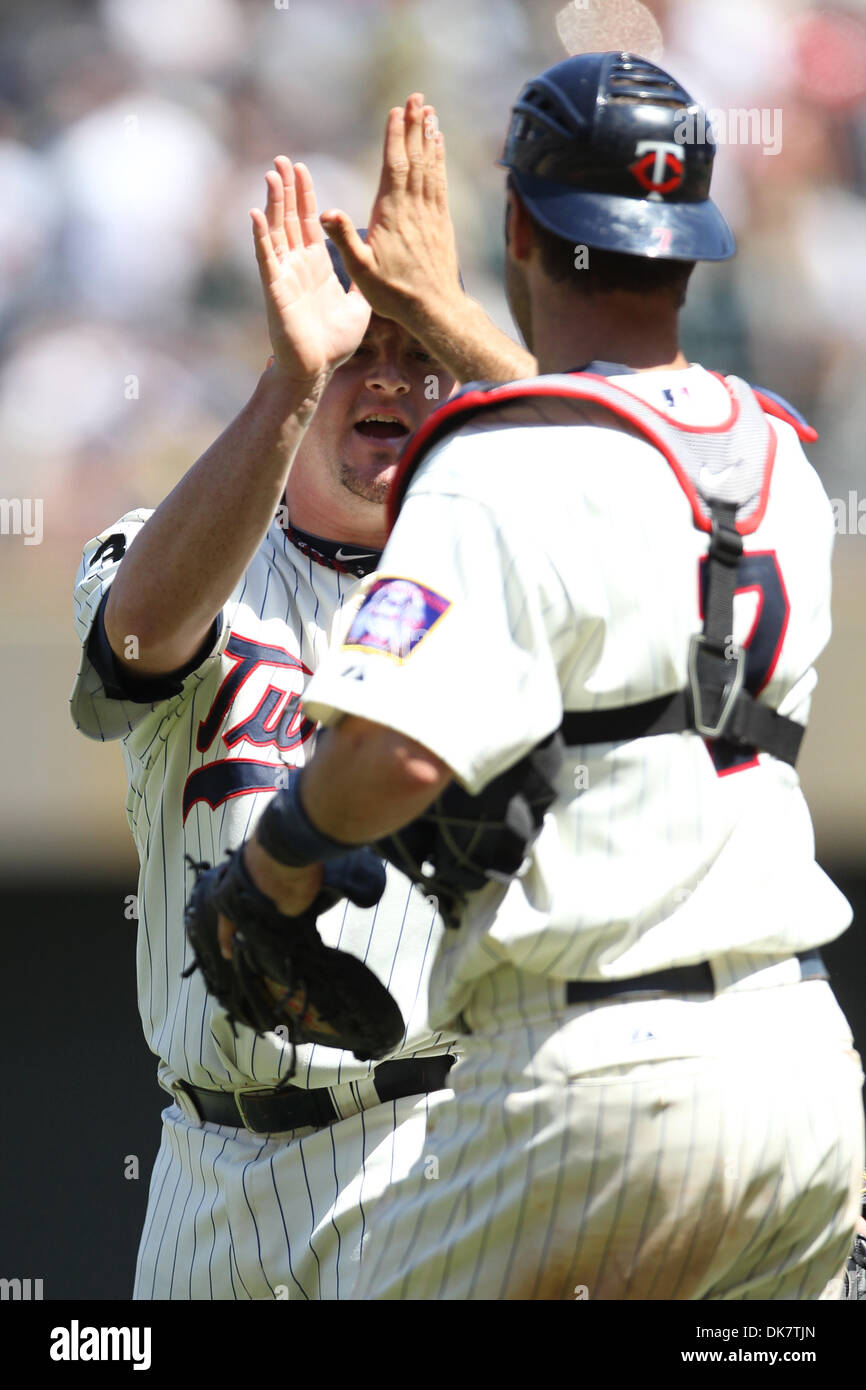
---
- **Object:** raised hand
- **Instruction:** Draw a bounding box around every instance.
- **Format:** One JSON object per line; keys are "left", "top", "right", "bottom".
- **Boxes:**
{"left": 251, "top": 158, "right": 371, "bottom": 383}
{"left": 319, "top": 94, "right": 462, "bottom": 328}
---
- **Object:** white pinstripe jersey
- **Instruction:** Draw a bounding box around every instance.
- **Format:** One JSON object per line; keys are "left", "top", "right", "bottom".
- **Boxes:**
{"left": 304, "top": 366, "right": 853, "bottom": 1031}
{"left": 70, "top": 512, "right": 453, "bottom": 1094}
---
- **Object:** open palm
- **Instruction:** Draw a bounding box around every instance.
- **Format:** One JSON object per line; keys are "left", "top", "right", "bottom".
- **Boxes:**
{"left": 251, "top": 159, "right": 371, "bottom": 381}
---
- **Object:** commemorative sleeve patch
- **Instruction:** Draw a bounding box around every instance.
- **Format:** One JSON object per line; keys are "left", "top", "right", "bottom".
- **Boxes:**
{"left": 342, "top": 576, "right": 451, "bottom": 661}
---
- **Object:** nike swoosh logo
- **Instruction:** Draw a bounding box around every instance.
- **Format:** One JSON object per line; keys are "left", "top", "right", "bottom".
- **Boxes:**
{"left": 334, "top": 548, "right": 378, "bottom": 562}
{"left": 699, "top": 464, "right": 738, "bottom": 489}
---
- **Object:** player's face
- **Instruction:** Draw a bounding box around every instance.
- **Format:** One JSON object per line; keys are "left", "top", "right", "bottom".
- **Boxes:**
{"left": 304, "top": 316, "right": 454, "bottom": 506}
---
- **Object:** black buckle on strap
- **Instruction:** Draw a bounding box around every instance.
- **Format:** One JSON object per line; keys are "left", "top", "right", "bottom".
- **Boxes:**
{"left": 687, "top": 633, "right": 746, "bottom": 739}
{"left": 708, "top": 512, "right": 744, "bottom": 567}
{"left": 559, "top": 502, "right": 802, "bottom": 765}
{"left": 560, "top": 684, "right": 803, "bottom": 767}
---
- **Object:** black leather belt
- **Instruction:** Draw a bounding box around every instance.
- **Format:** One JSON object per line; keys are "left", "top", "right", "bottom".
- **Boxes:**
{"left": 565, "top": 948, "right": 827, "bottom": 1005}
{"left": 174, "top": 1055, "right": 456, "bottom": 1135}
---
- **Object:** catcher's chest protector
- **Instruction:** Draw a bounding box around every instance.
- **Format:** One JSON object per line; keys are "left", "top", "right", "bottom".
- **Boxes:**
{"left": 389, "top": 370, "right": 815, "bottom": 536}
{"left": 389, "top": 372, "right": 816, "bottom": 768}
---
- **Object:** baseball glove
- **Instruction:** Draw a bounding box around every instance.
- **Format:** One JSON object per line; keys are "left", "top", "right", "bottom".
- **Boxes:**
{"left": 183, "top": 846, "right": 405, "bottom": 1069}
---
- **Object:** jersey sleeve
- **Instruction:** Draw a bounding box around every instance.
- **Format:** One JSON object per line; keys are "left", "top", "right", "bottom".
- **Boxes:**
{"left": 303, "top": 481, "right": 567, "bottom": 795}
{"left": 69, "top": 510, "right": 227, "bottom": 742}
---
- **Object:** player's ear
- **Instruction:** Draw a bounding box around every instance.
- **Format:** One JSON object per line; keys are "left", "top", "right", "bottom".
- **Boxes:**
{"left": 504, "top": 184, "right": 533, "bottom": 263}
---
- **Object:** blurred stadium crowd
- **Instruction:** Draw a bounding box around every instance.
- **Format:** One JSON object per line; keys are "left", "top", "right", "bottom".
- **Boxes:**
{"left": 1, "top": 0, "right": 865, "bottom": 540}
{"left": 1, "top": 0, "right": 865, "bottom": 875}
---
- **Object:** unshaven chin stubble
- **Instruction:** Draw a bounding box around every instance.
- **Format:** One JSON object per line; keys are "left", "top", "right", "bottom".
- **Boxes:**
{"left": 337, "top": 451, "right": 395, "bottom": 506}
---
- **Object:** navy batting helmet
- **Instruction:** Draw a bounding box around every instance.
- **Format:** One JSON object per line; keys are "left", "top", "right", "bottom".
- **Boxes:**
{"left": 500, "top": 52, "right": 734, "bottom": 262}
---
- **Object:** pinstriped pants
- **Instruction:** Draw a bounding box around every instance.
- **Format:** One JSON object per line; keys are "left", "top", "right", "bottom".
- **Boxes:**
{"left": 132, "top": 1088, "right": 448, "bottom": 1300}
{"left": 352, "top": 961, "right": 865, "bottom": 1300}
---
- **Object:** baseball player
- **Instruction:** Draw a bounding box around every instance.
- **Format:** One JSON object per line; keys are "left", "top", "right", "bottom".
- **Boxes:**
{"left": 69, "top": 93, "right": 534, "bottom": 1300}
{"left": 219, "top": 54, "right": 865, "bottom": 1300}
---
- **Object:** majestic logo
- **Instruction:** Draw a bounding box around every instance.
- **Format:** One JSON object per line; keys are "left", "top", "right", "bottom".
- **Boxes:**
{"left": 182, "top": 632, "right": 315, "bottom": 820}
{"left": 629, "top": 140, "right": 685, "bottom": 200}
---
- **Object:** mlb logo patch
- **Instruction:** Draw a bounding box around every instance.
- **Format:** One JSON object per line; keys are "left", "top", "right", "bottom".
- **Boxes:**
{"left": 343, "top": 576, "right": 451, "bottom": 662}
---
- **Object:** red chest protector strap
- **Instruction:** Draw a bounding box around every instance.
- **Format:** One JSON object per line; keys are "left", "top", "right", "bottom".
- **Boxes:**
{"left": 389, "top": 372, "right": 812, "bottom": 767}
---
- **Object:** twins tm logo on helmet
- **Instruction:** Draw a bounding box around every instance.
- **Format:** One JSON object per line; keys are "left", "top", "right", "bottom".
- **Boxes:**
{"left": 629, "top": 140, "right": 686, "bottom": 200}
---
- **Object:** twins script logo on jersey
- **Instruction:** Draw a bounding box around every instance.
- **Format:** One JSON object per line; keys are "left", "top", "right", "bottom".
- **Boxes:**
{"left": 182, "top": 631, "right": 315, "bottom": 819}
{"left": 629, "top": 140, "right": 685, "bottom": 200}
